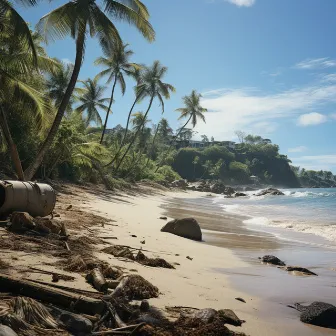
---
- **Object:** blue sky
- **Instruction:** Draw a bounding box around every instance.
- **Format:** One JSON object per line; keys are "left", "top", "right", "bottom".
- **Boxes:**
{"left": 21, "top": 0, "right": 336, "bottom": 172}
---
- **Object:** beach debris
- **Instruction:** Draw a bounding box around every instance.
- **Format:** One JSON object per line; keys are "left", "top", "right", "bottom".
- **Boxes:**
{"left": 294, "top": 302, "right": 336, "bottom": 329}
{"left": 135, "top": 251, "right": 175, "bottom": 269}
{"left": 235, "top": 298, "right": 246, "bottom": 303}
{"left": 260, "top": 255, "right": 286, "bottom": 266}
{"left": 161, "top": 218, "right": 202, "bottom": 241}
{"left": 186, "top": 256, "right": 193, "bottom": 261}
{"left": 34, "top": 217, "right": 62, "bottom": 234}
{"left": 255, "top": 188, "right": 284, "bottom": 196}
{"left": 102, "top": 245, "right": 135, "bottom": 260}
{"left": 0, "top": 325, "right": 17, "bottom": 336}
{"left": 8, "top": 212, "right": 35, "bottom": 233}
{"left": 111, "top": 275, "right": 159, "bottom": 301}
{"left": 60, "top": 223, "right": 69, "bottom": 239}
{"left": 217, "top": 309, "right": 245, "bottom": 326}
{"left": 285, "top": 266, "right": 318, "bottom": 276}
{"left": 159, "top": 216, "right": 167, "bottom": 220}
{"left": 140, "top": 300, "right": 150, "bottom": 312}
{"left": 0, "top": 297, "right": 59, "bottom": 334}
{"left": 86, "top": 268, "right": 109, "bottom": 293}
{"left": 29, "top": 267, "right": 75, "bottom": 282}
{"left": 66, "top": 205, "right": 72, "bottom": 211}
{"left": 140, "top": 240, "right": 146, "bottom": 244}
{"left": 59, "top": 310, "right": 93, "bottom": 334}
{"left": 103, "top": 266, "right": 123, "bottom": 280}
{"left": 0, "top": 259, "right": 10, "bottom": 270}
{"left": 131, "top": 234, "right": 137, "bottom": 238}
{"left": 0, "top": 273, "right": 104, "bottom": 315}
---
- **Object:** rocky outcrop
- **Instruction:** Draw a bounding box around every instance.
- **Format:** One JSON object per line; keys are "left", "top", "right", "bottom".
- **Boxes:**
{"left": 210, "top": 182, "right": 226, "bottom": 194}
{"left": 295, "top": 302, "right": 336, "bottom": 329}
{"left": 285, "top": 266, "right": 317, "bottom": 276}
{"left": 255, "top": 188, "right": 284, "bottom": 196}
{"left": 161, "top": 218, "right": 202, "bottom": 241}
{"left": 260, "top": 255, "right": 286, "bottom": 266}
{"left": 171, "top": 180, "right": 188, "bottom": 189}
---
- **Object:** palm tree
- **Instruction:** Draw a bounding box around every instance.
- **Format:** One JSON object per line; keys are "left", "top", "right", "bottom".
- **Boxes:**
{"left": 0, "top": 18, "right": 57, "bottom": 180}
{"left": 24, "top": 0, "right": 155, "bottom": 181}
{"left": 46, "top": 61, "right": 74, "bottom": 112}
{"left": 114, "top": 61, "right": 175, "bottom": 172}
{"left": 95, "top": 43, "right": 141, "bottom": 143}
{"left": 155, "top": 90, "right": 207, "bottom": 172}
{"left": 74, "top": 78, "right": 109, "bottom": 127}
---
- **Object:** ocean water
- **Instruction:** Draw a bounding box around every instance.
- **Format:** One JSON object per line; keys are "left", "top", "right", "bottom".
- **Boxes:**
{"left": 212, "top": 188, "right": 336, "bottom": 244}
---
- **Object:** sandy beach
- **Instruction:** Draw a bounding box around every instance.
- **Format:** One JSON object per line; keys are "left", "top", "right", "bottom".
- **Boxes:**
{"left": 77, "top": 184, "right": 336, "bottom": 335}
{"left": 2, "top": 183, "right": 335, "bottom": 335}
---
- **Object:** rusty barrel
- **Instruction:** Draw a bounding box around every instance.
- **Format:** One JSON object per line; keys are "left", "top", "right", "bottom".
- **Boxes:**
{"left": 0, "top": 180, "right": 56, "bottom": 217}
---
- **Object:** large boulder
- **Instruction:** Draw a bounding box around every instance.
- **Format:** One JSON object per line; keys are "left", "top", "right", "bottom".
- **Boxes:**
{"left": 234, "top": 192, "right": 247, "bottom": 197}
{"left": 161, "top": 218, "right": 202, "bottom": 241}
{"left": 296, "top": 302, "right": 336, "bottom": 329}
{"left": 224, "top": 187, "right": 235, "bottom": 196}
{"left": 260, "top": 255, "right": 286, "bottom": 266}
{"left": 256, "top": 188, "right": 284, "bottom": 196}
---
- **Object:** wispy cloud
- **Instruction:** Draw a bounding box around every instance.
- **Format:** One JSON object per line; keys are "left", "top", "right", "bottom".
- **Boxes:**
{"left": 321, "top": 73, "right": 336, "bottom": 82}
{"left": 288, "top": 146, "right": 307, "bottom": 153}
{"left": 193, "top": 84, "right": 336, "bottom": 140}
{"left": 225, "top": 0, "right": 255, "bottom": 7}
{"left": 295, "top": 57, "right": 336, "bottom": 70}
{"left": 291, "top": 155, "right": 336, "bottom": 172}
{"left": 297, "top": 112, "right": 328, "bottom": 126}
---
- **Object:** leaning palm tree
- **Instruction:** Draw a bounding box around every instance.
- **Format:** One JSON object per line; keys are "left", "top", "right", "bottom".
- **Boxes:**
{"left": 114, "top": 61, "right": 175, "bottom": 172}
{"left": 0, "top": 17, "right": 57, "bottom": 180}
{"left": 24, "top": 0, "right": 155, "bottom": 181}
{"left": 74, "top": 78, "right": 109, "bottom": 127}
{"left": 155, "top": 90, "right": 207, "bottom": 172}
{"left": 95, "top": 43, "right": 141, "bottom": 143}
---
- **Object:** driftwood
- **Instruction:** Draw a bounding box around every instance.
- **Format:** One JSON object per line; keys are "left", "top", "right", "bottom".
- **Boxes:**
{"left": 0, "top": 273, "right": 104, "bottom": 315}
{"left": 86, "top": 268, "right": 109, "bottom": 293}
{"left": 24, "top": 278, "right": 103, "bottom": 298}
{"left": 64, "top": 241, "right": 71, "bottom": 251}
{"left": 28, "top": 267, "right": 75, "bottom": 281}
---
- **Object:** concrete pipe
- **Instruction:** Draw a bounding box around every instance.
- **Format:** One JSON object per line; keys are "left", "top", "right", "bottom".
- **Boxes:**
{"left": 0, "top": 180, "right": 56, "bottom": 217}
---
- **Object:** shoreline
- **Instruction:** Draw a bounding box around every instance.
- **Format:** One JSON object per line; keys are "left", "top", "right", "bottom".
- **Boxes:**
{"left": 81, "top": 185, "right": 336, "bottom": 335}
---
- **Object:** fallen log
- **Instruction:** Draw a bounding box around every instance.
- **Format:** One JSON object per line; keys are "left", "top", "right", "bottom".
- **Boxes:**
{"left": 28, "top": 267, "right": 75, "bottom": 281}
{"left": 0, "top": 273, "right": 104, "bottom": 315}
{"left": 86, "top": 268, "right": 109, "bottom": 293}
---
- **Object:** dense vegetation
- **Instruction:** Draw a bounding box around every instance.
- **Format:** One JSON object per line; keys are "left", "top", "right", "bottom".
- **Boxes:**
{"left": 0, "top": 0, "right": 334, "bottom": 189}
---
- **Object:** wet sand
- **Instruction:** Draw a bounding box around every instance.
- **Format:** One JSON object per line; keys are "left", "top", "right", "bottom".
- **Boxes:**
{"left": 163, "top": 194, "right": 336, "bottom": 335}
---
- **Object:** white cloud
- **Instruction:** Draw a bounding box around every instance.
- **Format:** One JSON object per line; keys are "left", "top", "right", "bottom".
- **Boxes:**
{"left": 297, "top": 112, "right": 328, "bottom": 126}
{"left": 321, "top": 74, "right": 336, "bottom": 82}
{"left": 288, "top": 146, "right": 307, "bottom": 153}
{"left": 295, "top": 58, "right": 336, "bottom": 70}
{"left": 291, "top": 155, "right": 336, "bottom": 172}
{"left": 225, "top": 0, "right": 255, "bottom": 7}
{"left": 193, "top": 84, "right": 336, "bottom": 140}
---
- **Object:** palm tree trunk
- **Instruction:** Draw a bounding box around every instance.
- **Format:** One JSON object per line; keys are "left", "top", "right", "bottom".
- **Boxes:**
{"left": 100, "top": 76, "right": 117, "bottom": 144}
{"left": 114, "top": 96, "right": 154, "bottom": 173}
{"left": 24, "top": 28, "right": 86, "bottom": 181}
{"left": 155, "top": 115, "right": 192, "bottom": 172}
{"left": 0, "top": 105, "right": 25, "bottom": 181}
{"left": 144, "top": 123, "right": 160, "bottom": 169}
{"left": 104, "top": 92, "right": 141, "bottom": 168}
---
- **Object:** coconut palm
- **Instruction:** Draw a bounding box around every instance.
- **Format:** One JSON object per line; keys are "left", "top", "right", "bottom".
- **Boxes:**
{"left": 74, "top": 78, "right": 109, "bottom": 127}
{"left": 0, "top": 21, "right": 57, "bottom": 180}
{"left": 95, "top": 43, "right": 141, "bottom": 143}
{"left": 114, "top": 61, "right": 175, "bottom": 172}
{"left": 155, "top": 90, "right": 207, "bottom": 172}
{"left": 46, "top": 61, "right": 74, "bottom": 112}
{"left": 24, "top": 0, "right": 155, "bottom": 180}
